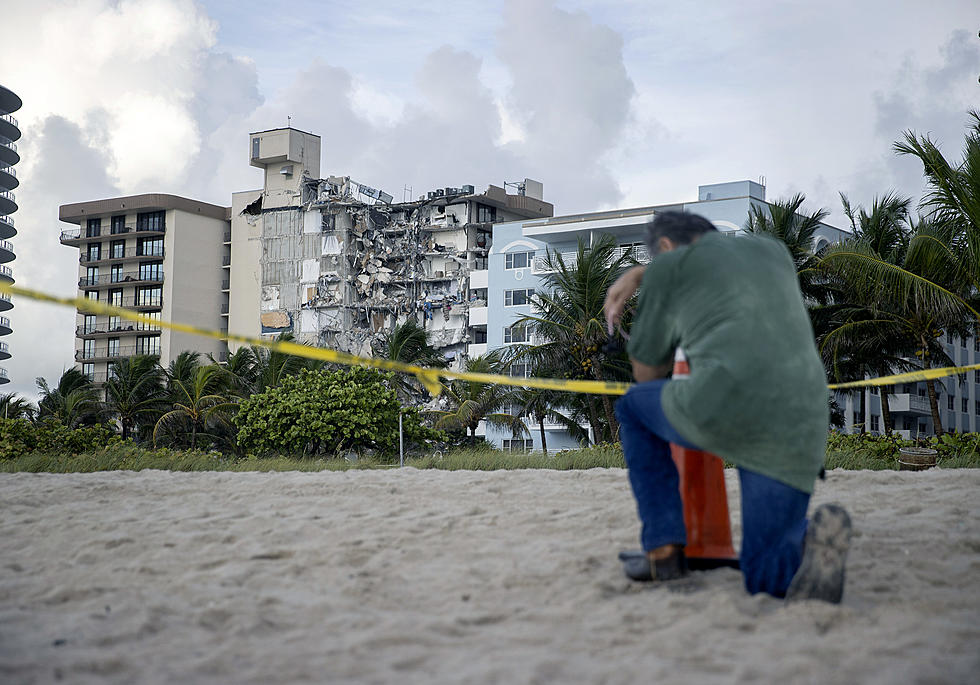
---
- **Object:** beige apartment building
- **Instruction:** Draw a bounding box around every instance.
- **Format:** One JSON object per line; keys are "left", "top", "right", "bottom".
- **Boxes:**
{"left": 59, "top": 194, "right": 230, "bottom": 383}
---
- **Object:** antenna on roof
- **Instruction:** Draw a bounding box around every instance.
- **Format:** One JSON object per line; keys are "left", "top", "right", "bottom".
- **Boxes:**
{"left": 758, "top": 175, "right": 766, "bottom": 188}
{"left": 287, "top": 115, "right": 292, "bottom": 128}
{"left": 504, "top": 180, "right": 526, "bottom": 196}
{"left": 403, "top": 185, "right": 412, "bottom": 203}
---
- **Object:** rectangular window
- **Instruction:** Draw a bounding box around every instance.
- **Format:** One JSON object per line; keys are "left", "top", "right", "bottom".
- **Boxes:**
{"left": 110, "top": 263, "right": 124, "bottom": 283}
{"left": 85, "top": 266, "right": 99, "bottom": 286}
{"left": 962, "top": 336, "right": 967, "bottom": 348}
{"left": 137, "top": 311, "right": 161, "bottom": 331}
{"left": 503, "top": 324, "right": 530, "bottom": 344}
{"left": 869, "top": 386, "right": 878, "bottom": 395}
{"left": 139, "top": 262, "right": 163, "bottom": 281}
{"left": 902, "top": 383, "right": 912, "bottom": 394}
{"left": 82, "top": 314, "right": 96, "bottom": 334}
{"left": 136, "top": 286, "right": 162, "bottom": 307}
{"left": 110, "top": 239, "right": 125, "bottom": 259}
{"left": 504, "top": 288, "right": 534, "bottom": 307}
{"left": 903, "top": 417, "right": 914, "bottom": 431}
{"left": 852, "top": 411, "right": 860, "bottom": 425}
{"left": 86, "top": 242, "right": 101, "bottom": 261}
{"left": 974, "top": 370, "right": 980, "bottom": 383}
{"left": 870, "top": 415, "right": 880, "bottom": 432}
{"left": 82, "top": 339, "right": 95, "bottom": 358}
{"left": 110, "top": 215, "right": 127, "bottom": 234}
{"left": 974, "top": 337, "right": 979, "bottom": 352}
{"left": 476, "top": 203, "right": 496, "bottom": 223}
{"left": 976, "top": 400, "right": 980, "bottom": 416}
{"left": 136, "top": 335, "right": 160, "bottom": 355}
{"left": 508, "top": 362, "right": 531, "bottom": 378}
{"left": 136, "top": 211, "right": 165, "bottom": 233}
{"left": 472, "top": 328, "right": 487, "bottom": 344}
{"left": 947, "top": 396, "right": 955, "bottom": 410}
{"left": 251, "top": 137, "right": 260, "bottom": 159}
{"left": 137, "top": 237, "right": 164, "bottom": 257}
{"left": 108, "top": 289, "right": 122, "bottom": 307}
{"left": 962, "top": 398, "right": 969, "bottom": 413}
{"left": 86, "top": 218, "right": 101, "bottom": 238}
{"left": 504, "top": 252, "right": 534, "bottom": 270}
{"left": 108, "top": 315, "right": 120, "bottom": 331}
{"left": 917, "top": 387, "right": 926, "bottom": 397}
{"left": 82, "top": 363, "right": 95, "bottom": 381}
{"left": 86, "top": 290, "right": 99, "bottom": 301}
{"left": 107, "top": 338, "right": 120, "bottom": 357}
{"left": 502, "top": 439, "right": 533, "bottom": 452}
{"left": 946, "top": 332, "right": 953, "bottom": 344}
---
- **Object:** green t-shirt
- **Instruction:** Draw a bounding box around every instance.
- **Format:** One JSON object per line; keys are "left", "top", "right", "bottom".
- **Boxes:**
{"left": 626, "top": 231, "right": 828, "bottom": 493}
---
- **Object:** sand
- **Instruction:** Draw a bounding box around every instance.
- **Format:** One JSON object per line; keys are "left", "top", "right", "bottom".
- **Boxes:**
{"left": 0, "top": 467, "right": 977, "bottom": 684}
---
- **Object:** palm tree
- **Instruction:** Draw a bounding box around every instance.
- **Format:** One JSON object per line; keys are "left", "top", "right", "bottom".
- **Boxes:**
{"left": 512, "top": 385, "right": 587, "bottom": 455}
{"left": 373, "top": 318, "right": 447, "bottom": 400}
{"left": 428, "top": 352, "right": 527, "bottom": 444}
{"left": 154, "top": 365, "right": 237, "bottom": 449}
{"left": 36, "top": 368, "right": 103, "bottom": 427}
{"left": 0, "top": 392, "right": 34, "bottom": 420}
{"left": 103, "top": 355, "right": 165, "bottom": 440}
{"left": 515, "top": 234, "right": 635, "bottom": 443}
{"left": 247, "top": 332, "right": 318, "bottom": 395}
{"left": 745, "top": 193, "right": 831, "bottom": 303}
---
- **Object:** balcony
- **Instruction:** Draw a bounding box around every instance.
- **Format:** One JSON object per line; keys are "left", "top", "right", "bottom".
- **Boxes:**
{"left": 888, "top": 393, "right": 932, "bottom": 415}
{"left": 79, "top": 246, "right": 165, "bottom": 264}
{"left": 0, "top": 164, "right": 17, "bottom": 192}
{"left": 468, "top": 342, "right": 488, "bottom": 357}
{"left": 468, "top": 306, "right": 488, "bottom": 326}
{"left": 0, "top": 340, "right": 9, "bottom": 360}
{"left": 0, "top": 293, "right": 11, "bottom": 312}
{"left": 222, "top": 255, "right": 231, "bottom": 266}
{"left": 78, "top": 271, "right": 164, "bottom": 288}
{"left": 76, "top": 344, "right": 157, "bottom": 362}
{"left": 0, "top": 238, "right": 13, "bottom": 263}
{"left": 0, "top": 214, "right": 13, "bottom": 240}
{"left": 77, "top": 323, "right": 160, "bottom": 337}
{"left": 223, "top": 230, "right": 231, "bottom": 243}
{"left": 0, "top": 316, "right": 9, "bottom": 335}
{"left": 0, "top": 190, "right": 16, "bottom": 215}
{"left": 221, "top": 279, "right": 230, "bottom": 291}
{"left": 220, "top": 303, "right": 229, "bottom": 314}
{"left": 469, "top": 269, "right": 488, "bottom": 290}
{"left": 0, "top": 367, "right": 7, "bottom": 384}
{"left": 533, "top": 245, "right": 650, "bottom": 273}
{"left": 0, "top": 264, "right": 11, "bottom": 283}
{"left": 60, "top": 228, "right": 83, "bottom": 244}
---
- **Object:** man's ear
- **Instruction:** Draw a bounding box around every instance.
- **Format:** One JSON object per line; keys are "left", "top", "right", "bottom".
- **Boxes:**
{"left": 658, "top": 236, "right": 676, "bottom": 253}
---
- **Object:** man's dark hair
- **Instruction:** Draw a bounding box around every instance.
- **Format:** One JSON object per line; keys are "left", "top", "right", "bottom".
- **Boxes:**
{"left": 645, "top": 211, "right": 718, "bottom": 255}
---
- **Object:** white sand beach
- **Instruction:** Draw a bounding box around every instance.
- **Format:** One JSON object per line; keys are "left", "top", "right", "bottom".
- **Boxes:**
{"left": 0, "top": 467, "right": 977, "bottom": 684}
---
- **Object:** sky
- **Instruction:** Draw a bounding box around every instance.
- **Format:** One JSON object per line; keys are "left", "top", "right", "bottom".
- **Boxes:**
{"left": 0, "top": 0, "right": 978, "bottom": 400}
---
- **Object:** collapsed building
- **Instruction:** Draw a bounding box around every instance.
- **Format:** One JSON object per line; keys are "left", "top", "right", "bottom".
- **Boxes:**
{"left": 227, "top": 127, "right": 553, "bottom": 364}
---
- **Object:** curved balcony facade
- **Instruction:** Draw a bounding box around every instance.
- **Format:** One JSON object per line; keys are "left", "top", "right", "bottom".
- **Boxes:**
{"left": 0, "top": 84, "right": 20, "bottom": 385}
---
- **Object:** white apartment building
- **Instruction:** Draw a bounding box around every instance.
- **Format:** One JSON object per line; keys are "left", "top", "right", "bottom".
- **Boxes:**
{"left": 59, "top": 194, "right": 230, "bottom": 383}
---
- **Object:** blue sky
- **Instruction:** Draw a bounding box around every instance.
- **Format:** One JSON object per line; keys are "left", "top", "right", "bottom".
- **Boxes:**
{"left": 0, "top": 0, "right": 978, "bottom": 397}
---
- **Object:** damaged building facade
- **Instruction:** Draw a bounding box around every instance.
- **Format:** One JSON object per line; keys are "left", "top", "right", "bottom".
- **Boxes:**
{"left": 229, "top": 127, "right": 553, "bottom": 364}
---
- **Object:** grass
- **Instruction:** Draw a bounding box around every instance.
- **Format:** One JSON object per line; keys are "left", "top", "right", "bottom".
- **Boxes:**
{"left": 1, "top": 437, "right": 978, "bottom": 474}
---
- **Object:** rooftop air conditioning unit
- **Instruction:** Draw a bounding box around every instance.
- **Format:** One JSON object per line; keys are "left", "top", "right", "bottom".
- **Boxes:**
{"left": 461, "top": 184, "right": 475, "bottom": 194}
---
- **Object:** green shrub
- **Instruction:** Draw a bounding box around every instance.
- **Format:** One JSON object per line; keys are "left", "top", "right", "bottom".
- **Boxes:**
{"left": 234, "top": 367, "right": 444, "bottom": 459}
{"left": 0, "top": 419, "right": 121, "bottom": 459}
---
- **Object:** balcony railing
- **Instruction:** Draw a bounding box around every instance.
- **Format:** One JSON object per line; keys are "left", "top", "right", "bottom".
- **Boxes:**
{"left": 0, "top": 216, "right": 12, "bottom": 227}
{"left": 0, "top": 316, "right": 9, "bottom": 330}
{"left": 220, "top": 303, "right": 229, "bottom": 314}
{"left": 0, "top": 164, "right": 16, "bottom": 178}
{"left": 0, "top": 341, "right": 8, "bottom": 354}
{"left": 76, "top": 344, "right": 155, "bottom": 361}
{"left": 222, "top": 255, "right": 231, "bottom": 266}
{"left": 77, "top": 322, "right": 161, "bottom": 336}
{"left": 1, "top": 140, "right": 16, "bottom": 153}
{"left": 0, "top": 368, "right": 7, "bottom": 380}
{"left": 0, "top": 239, "right": 12, "bottom": 255}
{"left": 221, "top": 279, "right": 229, "bottom": 290}
{"left": 0, "top": 113, "right": 17, "bottom": 128}
{"left": 223, "top": 230, "right": 231, "bottom": 242}
{"left": 60, "top": 228, "right": 81, "bottom": 242}
{"left": 532, "top": 245, "right": 650, "bottom": 272}
{"left": 78, "top": 271, "right": 163, "bottom": 287}
{"left": 79, "top": 246, "right": 165, "bottom": 263}
{"left": 92, "top": 296, "right": 163, "bottom": 309}
{"left": 0, "top": 265, "right": 11, "bottom": 279}
{"left": 0, "top": 191, "right": 15, "bottom": 203}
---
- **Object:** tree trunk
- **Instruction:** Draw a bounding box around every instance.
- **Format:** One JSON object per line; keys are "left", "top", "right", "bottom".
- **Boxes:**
{"left": 190, "top": 422, "right": 198, "bottom": 449}
{"left": 592, "top": 362, "right": 619, "bottom": 442}
{"left": 121, "top": 419, "right": 130, "bottom": 441}
{"left": 880, "top": 390, "right": 892, "bottom": 436}
{"left": 469, "top": 424, "right": 476, "bottom": 445}
{"left": 925, "top": 379, "right": 943, "bottom": 437}
{"left": 538, "top": 415, "right": 548, "bottom": 456}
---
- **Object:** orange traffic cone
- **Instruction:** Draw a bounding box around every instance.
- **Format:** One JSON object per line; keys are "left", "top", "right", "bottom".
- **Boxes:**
{"left": 670, "top": 349, "right": 740, "bottom": 569}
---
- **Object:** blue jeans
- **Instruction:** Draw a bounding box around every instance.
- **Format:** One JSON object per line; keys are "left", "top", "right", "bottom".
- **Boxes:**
{"left": 615, "top": 380, "right": 811, "bottom": 597}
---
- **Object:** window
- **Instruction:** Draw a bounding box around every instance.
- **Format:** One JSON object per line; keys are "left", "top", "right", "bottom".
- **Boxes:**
{"left": 136, "top": 211, "right": 165, "bottom": 232}
{"left": 902, "top": 383, "right": 912, "bottom": 394}
{"left": 137, "top": 237, "right": 164, "bottom": 257}
{"left": 472, "top": 328, "right": 487, "bottom": 344}
{"left": 136, "top": 286, "right": 162, "bottom": 307}
{"left": 110, "top": 239, "right": 125, "bottom": 259}
{"left": 136, "top": 335, "right": 160, "bottom": 355}
{"left": 82, "top": 314, "right": 96, "bottom": 334}
{"left": 108, "top": 315, "right": 120, "bottom": 331}
{"left": 110, "top": 263, "right": 124, "bottom": 283}
{"left": 870, "top": 415, "right": 880, "bottom": 432}
{"left": 82, "top": 363, "right": 95, "bottom": 381}
{"left": 86, "top": 290, "right": 99, "bottom": 301}
{"left": 110, "top": 215, "right": 127, "bottom": 234}
{"left": 137, "top": 311, "right": 161, "bottom": 331}
{"left": 948, "top": 396, "right": 955, "bottom": 410}
{"left": 139, "top": 262, "right": 163, "bottom": 281}
{"left": 962, "top": 398, "right": 969, "bottom": 413}
{"left": 82, "top": 339, "right": 95, "bottom": 359}
{"left": 505, "top": 252, "right": 534, "bottom": 270}
{"left": 108, "top": 289, "right": 122, "bottom": 307}
{"left": 903, "top": 417, "right": 914, "bottom": 431}
{"left": 962, "top": 336, "right": 967, "bottom": 348}
{"left": 251, "top": 137, "right": 260, "bottom": 159}
{"left": 508, "top": 362, "right": 531, "bottom": 378}
{"left": 476, "top": 204, "right": 496, "bottom": 223}
{"left": 975, "top": 400, "right": 980, "bottom": 416}
{"left": 946, "top": 332, "right": 953, "bottom": 344}
{"left": 917, "top": 387, "right": 926, "bottom": 397}
{"left": 503, "top": 324, "right": 530, "bottom": 344}
{"left": 504, "top": 288, "right": 534, "bottom": 307}
{"left": 86, "top": 242, "right": 101, "bottom": 261}
{"left": 502, "top": 439, "right": 533, "bottom": 452}
{"left": 975, "top": 337, "right": 979, "bottom": 352}
{"left": 869, "top": 386, "right": 878, "bottom": 395}
{"left": 852, "top": 411, "right": 861, "bottom": 425}
{"left": 107, "top": 338, "right": 120, "bottom": 357}
{"left": 974, "top": 370, "right": 980, "bottom": 383}
{"left": 85, "top": 266, "right": 99, "bottom": 286}
{"left": 85, "top": 218, "right": 101, "bottom": 238}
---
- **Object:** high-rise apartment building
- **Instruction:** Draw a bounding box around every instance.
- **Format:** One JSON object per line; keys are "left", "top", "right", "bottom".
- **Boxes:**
{"left": 59, "top": 194, "right": 231, "bottom": 383}
{"left": 229, "top": 127, "right": 552, "bottom": 363}
{"left": 0, "top": 84, "right": 21, "bottom": 385}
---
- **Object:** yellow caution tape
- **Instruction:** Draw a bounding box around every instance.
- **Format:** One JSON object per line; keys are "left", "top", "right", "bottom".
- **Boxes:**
{"left": 2, "top": 281, "right": 976, "bottom": 396}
